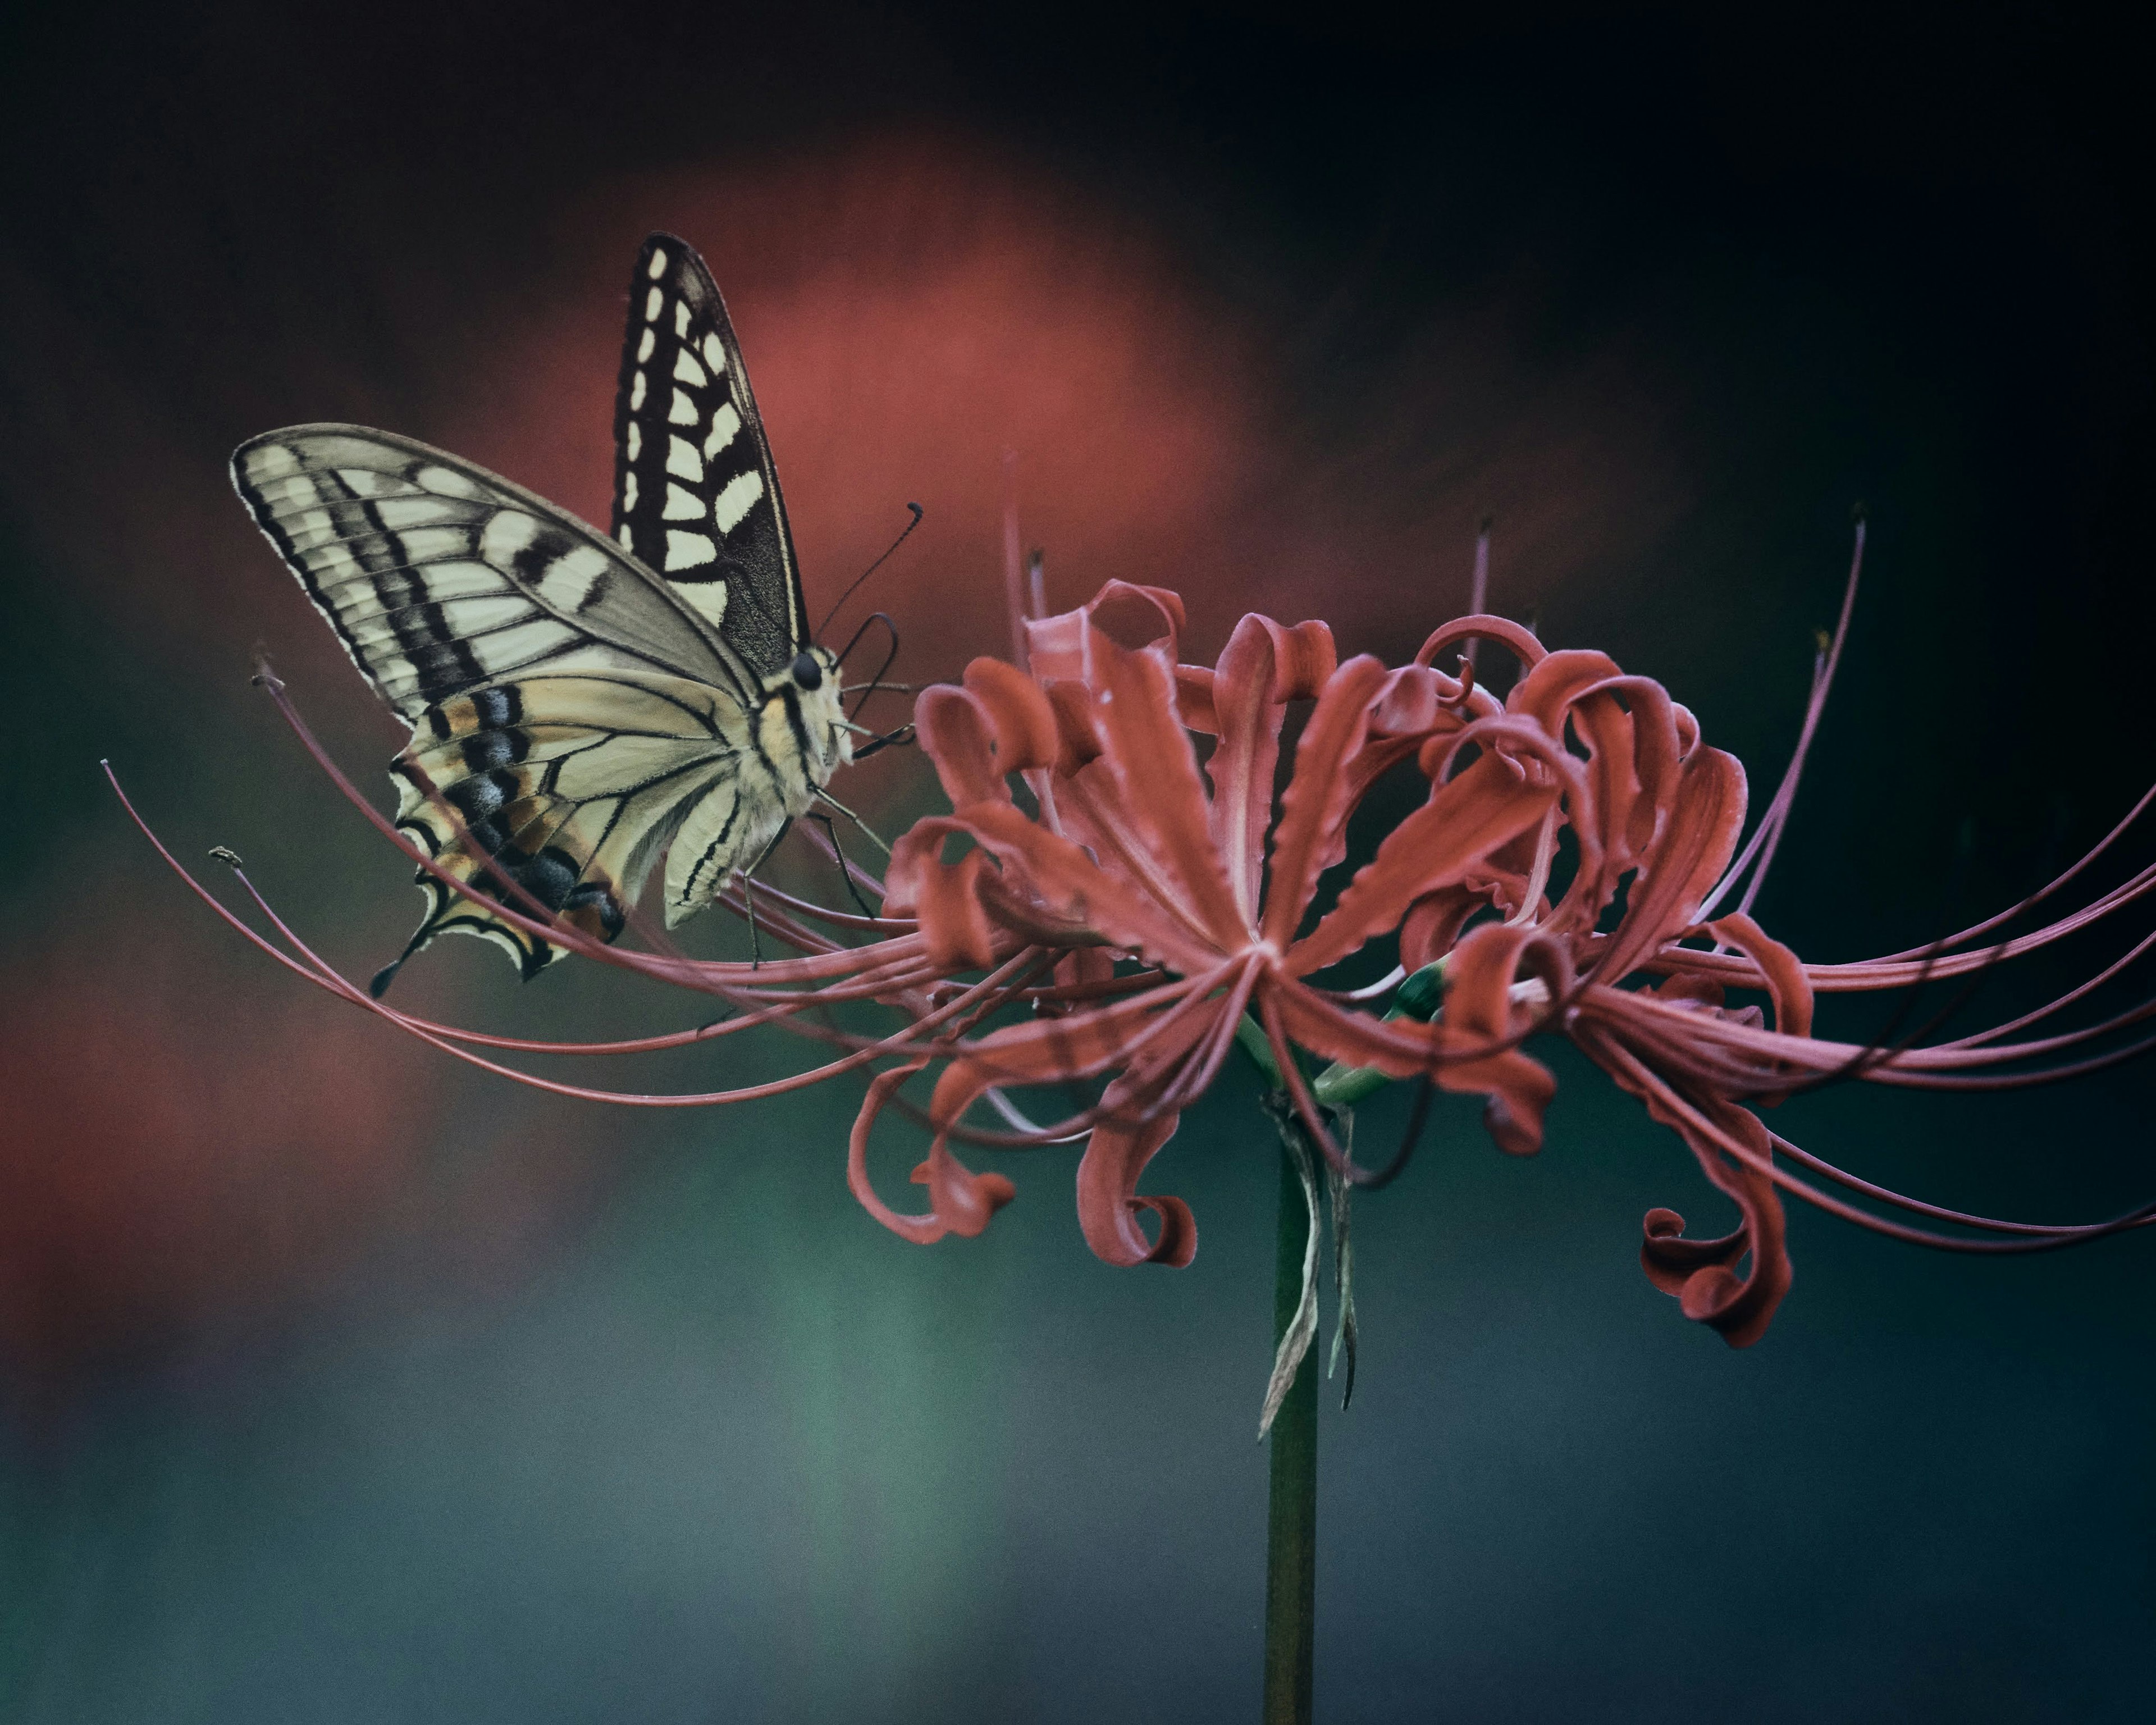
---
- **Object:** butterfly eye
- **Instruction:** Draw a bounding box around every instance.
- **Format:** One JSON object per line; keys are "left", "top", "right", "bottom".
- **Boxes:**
{"left": 791, "top": 651, "right": 824, "bottom": 691}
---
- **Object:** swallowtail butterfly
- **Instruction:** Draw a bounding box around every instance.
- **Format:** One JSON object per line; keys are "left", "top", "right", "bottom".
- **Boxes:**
{"left": 232, "top": 234, "right": 853, "bottom": 992}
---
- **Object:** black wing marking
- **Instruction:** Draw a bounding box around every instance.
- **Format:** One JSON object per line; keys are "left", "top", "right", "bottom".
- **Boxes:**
{"left": 373, "top": 670, "right": 748, "bottom": 989}
{"left": 610, "top": 232, "right": 807, "bottom": 678}
{"left": 235, "top": 424, "right": 759, "bottom": 721}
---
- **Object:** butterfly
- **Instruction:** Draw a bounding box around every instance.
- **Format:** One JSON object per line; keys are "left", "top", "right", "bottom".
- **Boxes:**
{"left": 232, "top": 233, "right": 856, "bottom": 994}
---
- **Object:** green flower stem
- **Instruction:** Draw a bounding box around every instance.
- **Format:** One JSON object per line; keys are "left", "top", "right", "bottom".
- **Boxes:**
{"left": 1263, "top": 1129, "right": 1318, "bottom": 1725}
{"left": 1312, "top": 962, "right": 1447, "bottom": 1110}
{"left": 1240, "top": 962, "right": 1444, "bottom": 1723}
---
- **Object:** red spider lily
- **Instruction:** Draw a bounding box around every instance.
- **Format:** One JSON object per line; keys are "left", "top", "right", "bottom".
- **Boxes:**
{"left": 117, "top": 553, "right": 2156, "bottom": 1356}
{"left": 855, "top": 569, "right": 2156, "bottom": 1348}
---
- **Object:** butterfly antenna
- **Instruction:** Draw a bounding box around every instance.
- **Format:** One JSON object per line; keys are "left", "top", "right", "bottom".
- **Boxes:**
{"left": 816, "top": 503, "right": 923, "bottom": 641}
{"left": 834, "top": 612, "right": 905, "bottom": 720}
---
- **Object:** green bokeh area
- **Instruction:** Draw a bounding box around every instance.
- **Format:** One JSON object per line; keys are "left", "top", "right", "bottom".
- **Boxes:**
{"left": 4, "top": 5, "right": 2154, "bottom": 1720}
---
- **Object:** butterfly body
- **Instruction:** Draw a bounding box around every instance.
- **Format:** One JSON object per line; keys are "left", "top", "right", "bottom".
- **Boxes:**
{"left": 232, "top": 235, "right": 848, "bottom": 985}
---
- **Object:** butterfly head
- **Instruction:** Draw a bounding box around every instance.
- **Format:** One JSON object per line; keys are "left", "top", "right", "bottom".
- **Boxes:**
{"left": 761, "top": 643, "right": 853, "bottom": 784}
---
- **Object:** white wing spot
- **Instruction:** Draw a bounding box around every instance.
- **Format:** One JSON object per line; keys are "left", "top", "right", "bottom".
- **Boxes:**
{"left": 701, "top": 332, "right": 727, "bottom": 373}
{"left": 645, "top": 286, "right": 664, "bottom": 321}
{"left": 414, "top": 466, "right": 487, "bottom": 498}
{"left": 623, "top": 473, "right": 639, "bottom": 510}
{"left": 665, "top": 530, "right": 718, "bottom": 571}
{"left": 712, "top": 470, "right": 764, "bottom": 534}
{"left": 665, "top": 435, "right": 704, "bottom": 482}
{"left": 674, "top": 300, "right": 691, "bottom": 339}
{"left": 619, "top": 523, "right": 634, "bottom": 554}
{"left": 636, "top": 327, "right": 655, "bottom": 363}
{"left": 647, "top": 248, "right": 669, "bottom": 280}
{"left": 372, "top": 494, "right": 468, "bottom": 529}
{"left": 629, "top": 370, "right": 647, "bottom": 411}
{"left": 672, "top": 349, "right": 708, "bottom": 388}
{"left": 248, "top": 444, "right": 300, "bottom": 479}
{"left": 625, "top": 421, "right": 642, "bottom": 460}
{"left": 663, "top": 482, "right": 704, "bottom": 521}
{"left": 536, "top": 543, "right": 611, "bottom": 611}
{"left": 469, "top": 617, "right": 579, "bottom": 673}
{"left": 390, "top": 525, "right": 469, "bottom": 562}
{"left": 703, "top": 403, "right": 741, "bottom": 458}
{"left": 668, "top": 388, "right": 698, "bottom": 426}
{"left": 479, "top": 510, "right": 542, "bottom": 565}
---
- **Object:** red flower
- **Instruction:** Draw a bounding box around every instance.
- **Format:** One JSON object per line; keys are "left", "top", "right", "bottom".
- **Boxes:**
{"left": 852, "top": 574, "right": 2156, "bottom": 1348}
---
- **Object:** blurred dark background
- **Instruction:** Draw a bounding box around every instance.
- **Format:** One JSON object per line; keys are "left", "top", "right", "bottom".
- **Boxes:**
{"left": 3, "top": 3, "right": 2152, "bottom": 1718}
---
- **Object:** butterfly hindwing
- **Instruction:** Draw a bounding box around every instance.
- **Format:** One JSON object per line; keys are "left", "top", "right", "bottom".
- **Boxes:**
{"left": 234, "top": 425, "right": 756, "bottom": 722}
{"left": 379, "top": 669, "right": 774, "bottom": 987}
{"left": 611, "top": 233, "right": 807, "bottom": 678}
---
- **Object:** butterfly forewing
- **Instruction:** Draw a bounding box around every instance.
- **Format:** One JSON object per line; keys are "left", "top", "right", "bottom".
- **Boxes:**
{"left": 611, "top": 233, "right": 807, "bottom": 677}
{"left": 234, "top": 425, "right": 753, "bottom": 721}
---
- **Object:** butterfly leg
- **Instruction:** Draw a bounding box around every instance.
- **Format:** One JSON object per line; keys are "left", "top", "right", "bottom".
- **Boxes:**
{"left": 807, "top": 810, "right": 878, "bottom": 918}
{"left": 812, "top": 789, "right": 893, "bottom": 858}
{"left": 739, "top": 818, "right": 793, "bottom": 969}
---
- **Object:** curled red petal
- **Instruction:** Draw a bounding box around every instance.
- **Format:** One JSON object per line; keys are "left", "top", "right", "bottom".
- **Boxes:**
{"left": 1259, "top": 654, "right": 1394, "bottom": 948}
{"left": 1639, "top": 1207, "right": 1746, "bottom": 1295}
{"left": 1268, "top": 972, "right": 1559, "bottom": 1157}
{"left": 1400, "top": 887, "right": 1483, "bottom": 973}
{"left": 916, "top": 685, "right": 1010, "bottom": 810}
{"left": 1431, "top": 921, "right": 1574, "bottom": 1154}
{"left": 1045, "top": 680, "right": 1106, "bottom": 772}
{"left": 1707, "top": 911, "right": 1814, "bottom": 1040}
{"left": 917, "top": 848, "right": 1002, "bottom": 971}
{"left": 908, "top": 1140, "right": 1020, "bottom": 1238}
{"left": 1589, "top": 1034, "right": 1793, "bottom": 1348}
{"left": 1415, "top": 614, "right": 1549, "bottom": 672}
{"left": 1023, "top": 580, "right": 1186, "bottom": 681}
{"left": 958, "top": 800, "right": 1226, "bottom": 975}
{"left": 1596, "top": 745, "right": 1748, "bottom": 983}
{"left": 880, "top": 815, "right": 971, "bottom": 918}
{"left": 851, "top": 1061, "right": 977, "bottom": 1245}
{"left": 1289, "top": 730, "right": 1562, "bottom": 977}
{"left": 1174, "top": 664, "right": 1218, "bottom": 732}
{"left": 1076, "top": 1106, "right": 1197, "bottom": 1267}
{"left": 962, "top": 657, "right": 1062, "bottom": 773}
{"left": 1207, "top": 614, "right": 1336, "bottom": 925}
{"left": 1086, "top": 638, "right": 1251, "bottom": 948}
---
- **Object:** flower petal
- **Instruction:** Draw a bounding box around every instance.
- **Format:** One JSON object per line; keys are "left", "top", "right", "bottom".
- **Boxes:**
{"left": 1268, "top": 967, "right": 1560, "bottom": 1158}
{"left": 1596, "top": 745, "right": 1748, "bottom": 983}
{"left": 1593, "top": 1043, "right": 1793, "bottom": 1348}
{"left": 1415, "top": 614, "right": 1549, "bottom": 673}
{"left": 1259, "top": 654, "right": 1394, "bottom": 948}
{"left": 916, "top": 685, "right": 1010, "bottom": 810}
{"left": 1022, "top": 580, "right": 1185, "bottom": 681}
{"left": 1289, "top": 726, "right": 1563, "bottom": 977}
{"left": 848, "top": 1061, "right": 1018, "bottom": 1245}
{"left": 1707, "top": 911, "right": 1814, "bottom": 1040}
{"left": 1206, "top": 614, "right": 1338, "bottom": 924}
{"left": 1076, "top": 1103, "right": 1198, "bottom": 1267}
{"left": 962, "top": 657, "right": 1063, "bottom": 773}
{"left": 1052, "top": 638, "right": 1251, "bottom": 951}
